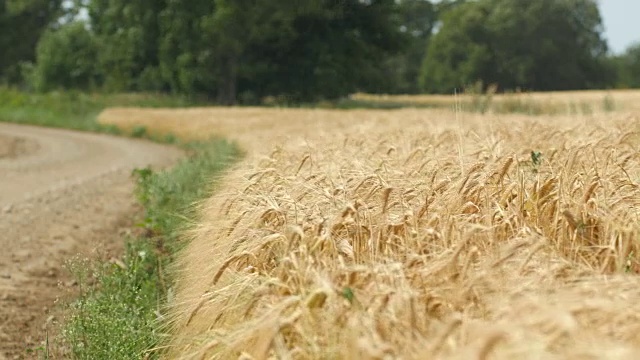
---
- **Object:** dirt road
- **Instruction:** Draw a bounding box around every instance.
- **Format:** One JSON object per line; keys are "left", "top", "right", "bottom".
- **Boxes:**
{"left": 0, "top": 123, "right": 183, "bottom": 359}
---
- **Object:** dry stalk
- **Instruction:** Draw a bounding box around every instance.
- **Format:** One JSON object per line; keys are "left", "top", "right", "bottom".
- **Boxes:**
{"left": 129, "top": 103, "right": 640, "bottom": 360}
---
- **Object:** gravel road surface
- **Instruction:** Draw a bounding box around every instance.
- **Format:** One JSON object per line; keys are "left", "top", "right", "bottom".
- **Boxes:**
{"left": 0, "top": 123, "right": 182, "bottom": 359}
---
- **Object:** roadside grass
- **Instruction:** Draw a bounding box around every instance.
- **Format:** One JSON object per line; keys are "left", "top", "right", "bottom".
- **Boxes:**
{"left": 63, "top": 138, "right": 242, "bottom": 360}
{"left": 0, "top": 86, "right": 205, "bottom": 134}
{"left": 0, "top": 87, "right": 240, "bottom": 359}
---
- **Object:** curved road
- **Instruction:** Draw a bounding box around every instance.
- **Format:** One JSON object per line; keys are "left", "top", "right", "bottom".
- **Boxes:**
{"left": 0, "top": 123, "right": 183, "bottom": 358}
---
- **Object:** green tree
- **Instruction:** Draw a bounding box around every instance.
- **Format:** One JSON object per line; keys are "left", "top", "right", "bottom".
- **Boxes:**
{"left": 613, "top": 43, "right": 640, "bottom": 88}
{"left": 31, "top": 22, "right": 100, "bottom": 91}
{"left": 203, "top": 0, "right": 253, "bottom": 104}
{"left": 88, "top": 0, "right": 166, "bottom": 91}
{"left": 0, "top": 0, "right": 63, "bottom": 84}
{"left": 158, "top": 0, "right": 217, "bottom": 95}
{"left": 420, "top": 0, "right": 610, "bottom": 93}
{"left": 240, "top": 0, "right": 405, "bottom": 102}
{"left": 160, "top": 0, "right": 406, "bottom": 103}
{"left": 378, "top": 0, "right": 442, "bottom": 94}
{"left": 419, "top": 1, "right": 490, "bottom": 93}
{"left": 20, "top": 0, "right": 409, "bottom": 101}
{"left": 158, "top": 0, "right": 250, "bottom": 103}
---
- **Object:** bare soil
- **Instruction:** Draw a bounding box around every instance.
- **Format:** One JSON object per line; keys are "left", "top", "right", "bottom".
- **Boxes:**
{"left": 0, "top": 134, "right": 39, "bottom": 159}
{"left": 0, "top": 123, "right": 182, "bottom": 359}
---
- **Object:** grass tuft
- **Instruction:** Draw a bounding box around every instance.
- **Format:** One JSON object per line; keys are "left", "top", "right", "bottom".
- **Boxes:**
{"left": 130, "top": 125, "right": 148, "bottom": 138}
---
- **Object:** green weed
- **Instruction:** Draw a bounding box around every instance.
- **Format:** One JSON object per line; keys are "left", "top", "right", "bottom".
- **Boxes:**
{"left": 531, "top": 150, "right": 543, "bottom": 173}
{"left": 63, "top": 138, "right": 242, "bottom": 359}
{"left": 25, "top": 331, "right": 50, "bottom": 359}
{"left": 130, "top": 125, "right": 148, "bottom": 138}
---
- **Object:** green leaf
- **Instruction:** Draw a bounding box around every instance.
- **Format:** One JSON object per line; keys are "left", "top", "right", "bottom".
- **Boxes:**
{"left": 341, "top": 287, "right": 355, "bottom": 304}
{"left": 531, "top": 151, "right": 542, "bottom": 167}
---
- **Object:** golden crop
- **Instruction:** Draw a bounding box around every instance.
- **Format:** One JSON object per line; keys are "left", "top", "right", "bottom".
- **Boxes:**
{"left": 101, "top": 91, "right": 640, "bottom": 359}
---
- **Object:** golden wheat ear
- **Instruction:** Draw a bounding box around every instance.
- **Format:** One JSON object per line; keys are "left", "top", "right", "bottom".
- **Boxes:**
{"left": 138, "top": 95, "right": 640, "bottom": 359}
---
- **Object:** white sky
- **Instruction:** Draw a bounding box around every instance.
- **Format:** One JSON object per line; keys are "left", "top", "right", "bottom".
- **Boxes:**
{"left": 598, "top": 0, "right": 640, "bottom": 54}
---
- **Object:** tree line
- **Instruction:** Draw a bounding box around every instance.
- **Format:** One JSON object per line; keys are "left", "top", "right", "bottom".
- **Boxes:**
{"left": 1, "top": 0, "right": 639, "bottom": 104}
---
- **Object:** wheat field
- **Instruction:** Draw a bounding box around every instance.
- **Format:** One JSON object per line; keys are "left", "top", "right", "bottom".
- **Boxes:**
{"left": 101, "top": 91, "right": 640, "bottom": 359}
{"left": 351, "top": 89, "right": 640, "bottom": 114}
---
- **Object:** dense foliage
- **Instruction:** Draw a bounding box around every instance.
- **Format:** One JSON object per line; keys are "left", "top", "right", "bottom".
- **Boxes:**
{"left": 421, "top": 0, "right": 612, "bottom": 93}
{"left": 611, "top": 43, "right": 640, "bottom": 89}
{"left": 0, "top": 0, "right": 63, "bottom": 83}
{"left": 1, "top": 0, "right": 639, "bottom": 100}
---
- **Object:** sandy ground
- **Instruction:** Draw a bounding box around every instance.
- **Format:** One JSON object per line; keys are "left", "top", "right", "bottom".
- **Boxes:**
{"left": 0, "top": 123, "right": 182, "bottom": 359}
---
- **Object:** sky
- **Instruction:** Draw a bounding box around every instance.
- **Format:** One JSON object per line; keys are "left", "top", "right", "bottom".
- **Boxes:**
{"left": 598, "top": 0, "right": 640, "bottom": 54}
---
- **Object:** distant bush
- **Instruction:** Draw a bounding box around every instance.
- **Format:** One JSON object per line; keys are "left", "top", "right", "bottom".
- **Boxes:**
{"left": 31, "top": 22, "right": 101, "bottom": 92}
{"left": 130, "top": 126, "right": 148, "bottom": 138}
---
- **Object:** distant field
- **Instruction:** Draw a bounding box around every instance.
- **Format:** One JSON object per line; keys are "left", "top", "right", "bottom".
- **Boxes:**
{"left": 350, "top": 89, "right": 640, "bottom": 114}
{"left": 100, "top": 93, "right": 640, "bottom": 359}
